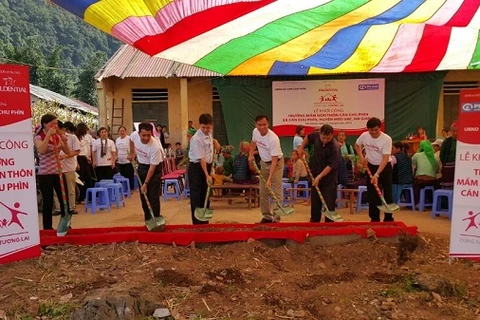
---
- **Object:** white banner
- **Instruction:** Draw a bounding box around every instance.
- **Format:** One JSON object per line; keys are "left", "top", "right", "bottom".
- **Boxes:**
{"left": 272, "top": 79, "right": 385, "bottom": 136}
{"left": 450, "top": 89, "right": 480, "bottom": 258}
{"left": 0, "top": 64, "right": 41, "bottom": 264}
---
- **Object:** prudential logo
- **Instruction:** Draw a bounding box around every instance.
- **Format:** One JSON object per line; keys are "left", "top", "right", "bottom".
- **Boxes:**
{"left": 358, "top": 84, "right": 379, "bottom": 91}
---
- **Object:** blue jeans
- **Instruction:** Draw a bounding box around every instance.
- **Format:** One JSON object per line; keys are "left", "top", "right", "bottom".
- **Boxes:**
{"left": 392, "top": 184, "right": 412, "bottom": 204}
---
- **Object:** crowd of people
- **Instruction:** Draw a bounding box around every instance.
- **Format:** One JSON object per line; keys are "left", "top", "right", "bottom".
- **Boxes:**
{"left": 34, "top": 111, "right": 457, "bottom": 230}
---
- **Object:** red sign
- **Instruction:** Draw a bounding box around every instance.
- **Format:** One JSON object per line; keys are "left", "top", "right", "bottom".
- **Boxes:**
{"left": 0, "top": 64, "right": 41, "bottom": 264}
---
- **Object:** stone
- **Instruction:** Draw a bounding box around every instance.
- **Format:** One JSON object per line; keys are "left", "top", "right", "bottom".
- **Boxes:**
{"left": 153, "top": 308, "right": 171, "bottom": 319}
{"left": 247, "top": 238, "right": 256, "bottom": 244}
{"left": 334, "top": 307, "right": 342, "bottom": 312}
{"left": 319, "top": 263, "right": 326, "bottom": 269}
{"left": 59, "top": 293, "right": 73, "bottom": 303}
{"left": 431, "top": 292, "right": 443, "bottom": 303}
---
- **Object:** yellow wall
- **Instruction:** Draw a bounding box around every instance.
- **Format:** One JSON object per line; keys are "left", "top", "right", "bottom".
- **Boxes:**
{"left": 437, "top": 70, "right": 480, "bottom": 136}
{"left": 99, "top": 77, "right": 213, "bottom": 147}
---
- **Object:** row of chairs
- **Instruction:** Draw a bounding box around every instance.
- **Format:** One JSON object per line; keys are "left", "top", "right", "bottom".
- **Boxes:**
{"left": 84, "top": 174, "right": 132, "bottom": 214}
{"left": 341, "top": 185, "right": 453, "bottom": 219}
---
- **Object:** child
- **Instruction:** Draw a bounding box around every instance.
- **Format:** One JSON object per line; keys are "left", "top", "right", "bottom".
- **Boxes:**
{"left": 290, "top": 150, "right": 308, "bottom": 183}
{"left": 283, "top": 157, "right": 292, "bottom": 179}
{"left": 165, "top": 143, "right": 173, "bottom": 157}
{"left": 175, "top": 142, "right": 185, "bottom": 165}
{"left": 232, "top": 141, "right": 258, "bottom": 184}
{"left": 213, "top": 165, "right": 226, "bottom": 196}
{"left": 391, "top": 141, "right": 413, "bottom": 204}
{"left": 222, "top": 145, "right": 234, "bottom": 178}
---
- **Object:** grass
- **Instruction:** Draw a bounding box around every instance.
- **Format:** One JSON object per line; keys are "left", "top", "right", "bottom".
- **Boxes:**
{"left": 38, "top": 302, "right": 77, "bottom": 319}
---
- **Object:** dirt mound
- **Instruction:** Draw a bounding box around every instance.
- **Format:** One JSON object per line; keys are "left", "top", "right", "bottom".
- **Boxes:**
{"left": 154, "top": 269, "right": 195, "bottom": 287}
{"left": 206, "top": 267, "right": 246, "bottom": 285}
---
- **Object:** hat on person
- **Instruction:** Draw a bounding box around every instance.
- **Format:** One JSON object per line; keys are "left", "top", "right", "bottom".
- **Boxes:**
{"left": 432, "top": 139, "right": 443, "bottom": 147}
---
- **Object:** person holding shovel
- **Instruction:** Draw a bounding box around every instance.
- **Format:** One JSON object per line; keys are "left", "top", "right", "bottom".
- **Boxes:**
{"left": 188, "top": 114, "right": 221, "bottom": 224}
{"left": 128, "top": 123, "right": 165, "bottom": 224}
{"left": 354, "top": 117, "right": 395, "bottom": 222}
{"left": 298, "top": 124, "right": 340, "bottom": 223}
{"left": 248, "top": 115, "right": 284, "bottom": 223}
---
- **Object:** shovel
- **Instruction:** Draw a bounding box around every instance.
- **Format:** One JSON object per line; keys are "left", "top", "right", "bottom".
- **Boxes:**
{"left": 194, "top": 160, "right": 216, "bottom": 222}
{"left": 302, "top": 158, "right": 343, "bottom": 222}
{"left": 131, "top": 160, "right": 166, "bottom": 232}
{"left": 251, "top": 161, "right": 294, "bottom": 216}
{"left": 363, "top": 162, "right": 400, "bottom": 213}
{"left": 52, "top": 134, "right": 72, "bottom": 236}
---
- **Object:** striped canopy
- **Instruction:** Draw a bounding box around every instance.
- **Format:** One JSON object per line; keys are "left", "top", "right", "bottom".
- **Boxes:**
{"left": 51, "top": 0, "right": 480, "bottom": 76}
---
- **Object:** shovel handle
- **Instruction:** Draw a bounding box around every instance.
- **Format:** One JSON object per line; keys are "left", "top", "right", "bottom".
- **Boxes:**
{"left": 363, "top": 161, "right": 385, "bottom": 199}
{"left": 302, "top": 158, "right": 331, "bottom": 211}
{"left": 131, "top": 160, "right": 156, "bottom": 221}
{"left": 250, "top": 161, "right": 281, "bottom": 203}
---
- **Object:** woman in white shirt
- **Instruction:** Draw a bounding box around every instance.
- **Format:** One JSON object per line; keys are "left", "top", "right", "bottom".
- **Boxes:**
{"left": 92, "top": 127, "right": 117, "bottom": 181}
{"left": 76, "top": 123, "right": 94, "bottom": 201}
{"left": 116, "top": 126, "right": 134, "bottom": 191}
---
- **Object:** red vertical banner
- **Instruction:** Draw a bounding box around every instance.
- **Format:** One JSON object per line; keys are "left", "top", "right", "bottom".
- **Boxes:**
{"left": 0, "top": 64, "right": 41, "bottom": 264}
{"left": 449, "top": 89, "right": 480, "bottom": 258}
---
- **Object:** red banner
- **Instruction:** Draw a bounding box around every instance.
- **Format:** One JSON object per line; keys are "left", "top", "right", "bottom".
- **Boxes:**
{"left": 0, "top": 64, "right": 41, "bottom": 264}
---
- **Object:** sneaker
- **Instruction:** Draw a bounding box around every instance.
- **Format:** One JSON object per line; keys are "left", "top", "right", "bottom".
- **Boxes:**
{"left": 260, "top": 218, "right": 277, "bottom": 223}
{"left": 52, "top": 210, "right": 61, "bottom": 216}
{"left": 69, "top": 210, "right": 78, "bottom": 215}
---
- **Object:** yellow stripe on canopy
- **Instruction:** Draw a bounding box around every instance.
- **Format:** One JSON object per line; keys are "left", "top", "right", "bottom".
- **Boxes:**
{"left": 229, "top": 0, "right": 401, "bottom": 76}
{"left": 144, "top": 0, "right": 175, "bottom": 15}
{"left": 308, "top": 24, "right": 399, "bottom": 74}
{"left": 84, "top": 0, "right": 156, "bottom": 34}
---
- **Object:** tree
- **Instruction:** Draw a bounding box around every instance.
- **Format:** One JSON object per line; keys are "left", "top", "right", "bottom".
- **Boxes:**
{"left": 41, "top": 46, "right": 72, "bottom": 96}
{"left": 72, "top": 51, "right": 106, "bottom": 107}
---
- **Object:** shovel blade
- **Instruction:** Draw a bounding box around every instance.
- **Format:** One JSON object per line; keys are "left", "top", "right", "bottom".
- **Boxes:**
{"left": 377, "top": 203, "right": 400, "bottom": 213}
{"left": 194, "top": 207, "right": 214, "bottom": 221}
{"left": 323, "top": 210, "right": 344, "bottom": 222}
{"left": 273, "top": 205, "right": 295, "bottom": 216}
{"left": 145, "top": 216, "right": 166, "bottom": 232}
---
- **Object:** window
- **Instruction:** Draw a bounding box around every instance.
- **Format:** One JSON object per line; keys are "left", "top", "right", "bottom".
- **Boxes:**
{"left": 443, "top": 81, "right": 479, "bottom": 128}
{"left": 132, "top": 89, "right": 168, "bottom": 129}
{"left": 212, "top": 87, "right": 228, "bottom": 146}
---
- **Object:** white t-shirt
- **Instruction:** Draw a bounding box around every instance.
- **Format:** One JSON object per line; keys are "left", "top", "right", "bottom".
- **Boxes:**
{"left": 189, "top": 129, "right": 213, "bottom": 164}
{"left": 293, "top": 135, "right": 303, "bottom": 151}
{"left": 61, "top": 133, "right": 81, "bottom": 172}
{"left": 92, "top": 138, "right": 116, "bottom": 167}
{"left": 79, "top": 133, "right": 93, "bottom": 158}
{"left": 130, "top": 131, "right": 164, "bottom": 165}
{"left": 252, "top": 128, "right": 283, "bottom": 162}
{"left": 356, "top": 132, "right": 392, "bottom": 165}
{"left": 116, "top": 136, "right": 130, "bottom": 164}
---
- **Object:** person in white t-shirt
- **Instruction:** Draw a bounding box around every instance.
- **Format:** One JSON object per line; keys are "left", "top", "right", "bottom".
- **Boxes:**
{"left": 58, "top": 121, "right": 81, "bottom": 215}
{"left": 76, "top": 123, "right": 94, "bottom": 201}
{"left": 128, "top": 123, "right": 165, "bottom": 222}
{"left": 116, "top": 126, "right": 134, "bottom": 191}
{"left": 248, "top": 115, "right": 284, "bottom": 223}
{"left": 355, "top": 117, "right": 394, "bottom": 222}
{"left": 92, "top": 127, "right": 117, "bottom": 181}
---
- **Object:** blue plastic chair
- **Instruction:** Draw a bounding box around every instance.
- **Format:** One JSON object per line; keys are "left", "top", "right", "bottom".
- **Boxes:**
{"left": 356, "top": 185, "right": 369, "bottom": 213}
{"left": 84, "top": 187, "right": 111, "bottom": 214}
{"left": 418, "top": 186, "right": 435, "bottom": 211}
{"left": 431, "top": 189, "right": 453, "bottom": 219}
{"left": 113, "top": 175, "right": 132, "bottom": 198}
{"left": 398, "top": 186, "right": 415, "bottom": 210}
{"left": 163, "top": 179, "right": 181, "bottom": 201}
{"left": 104, "top": 183, "right": 125, "bottom": 209}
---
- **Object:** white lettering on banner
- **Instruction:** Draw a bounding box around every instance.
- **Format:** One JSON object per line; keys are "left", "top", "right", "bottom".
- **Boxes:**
{"left": 272, "top": 79, "right": 385, "bottom": 136}
{"left": 450, "top": 89, "right": 480, "bottom": 259}
{"left": 0, "top": 64, "right": 40, "bottom": 265}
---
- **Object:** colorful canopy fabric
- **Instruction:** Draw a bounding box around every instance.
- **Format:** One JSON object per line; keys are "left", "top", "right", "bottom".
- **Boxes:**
{"left": 51, "top": 0, "right": 480, "bottom": 76}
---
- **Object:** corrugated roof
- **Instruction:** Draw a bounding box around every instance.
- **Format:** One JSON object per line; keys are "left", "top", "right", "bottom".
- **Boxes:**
{"left": 30, "top": 84, "right": 98, "bottom": 116}
{"left": 95, "top": 45, "right": 222, "bottom": 80}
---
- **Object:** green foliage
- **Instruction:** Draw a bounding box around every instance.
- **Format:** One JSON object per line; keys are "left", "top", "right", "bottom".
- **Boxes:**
{"left": 38, "top": 302, "right": 77, "bottom": 319}
{"left": 0, "top": 0, "right": 120, "bottom": 105}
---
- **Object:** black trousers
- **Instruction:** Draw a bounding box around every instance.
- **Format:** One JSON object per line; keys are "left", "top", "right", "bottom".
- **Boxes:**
{"left": 367, "top": 162, "right": 394, "bottom": 222}
{"left": 77, "top": 155, "right": 92, "bottom": 200}
{"left": 188, "top": 162, "right": 212, "bottom": 225}
{"left": 95, "top": 165, "right": 114, "bottom": 182}
{"left": 310, "top": 178, "right": 336, "bottom": 223}
{"left": 138, "top": 163, "right": 162, "bottom": 221}
{"left": 118, "top": 163, "right": 135, "bottom": 191}
{"left": 38, "top": 174, "right": 70, "bottom": 230}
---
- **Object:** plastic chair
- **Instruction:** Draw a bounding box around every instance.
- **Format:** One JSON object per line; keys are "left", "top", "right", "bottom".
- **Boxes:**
{"left": 163, "top": 179, "right": 181, "bottom": 201}
{"left": 337, "top": 184, "right": 345, "bottom": 209}
{"left": 431, "top": 189, "right": 453, "bottom": 220}
{"left": 104, "top": 183, "right": 125, "bottom": 209}
{"left": 398, "top": 186, "right": 415, "bottom": 210}
{"left": 84, "top": 187, "right": 111, "bottom": 214}
{"left": 294, "top": 181, "right": 310, "bottom": 200}
{"left": 113, "top": 175, "right": 132, "bottom": 198}
{"left": 356, "top": 185, "right": 369, "bottom": 213}
{"left": 418, "top": 186, "right": 435, "bottom": 211}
